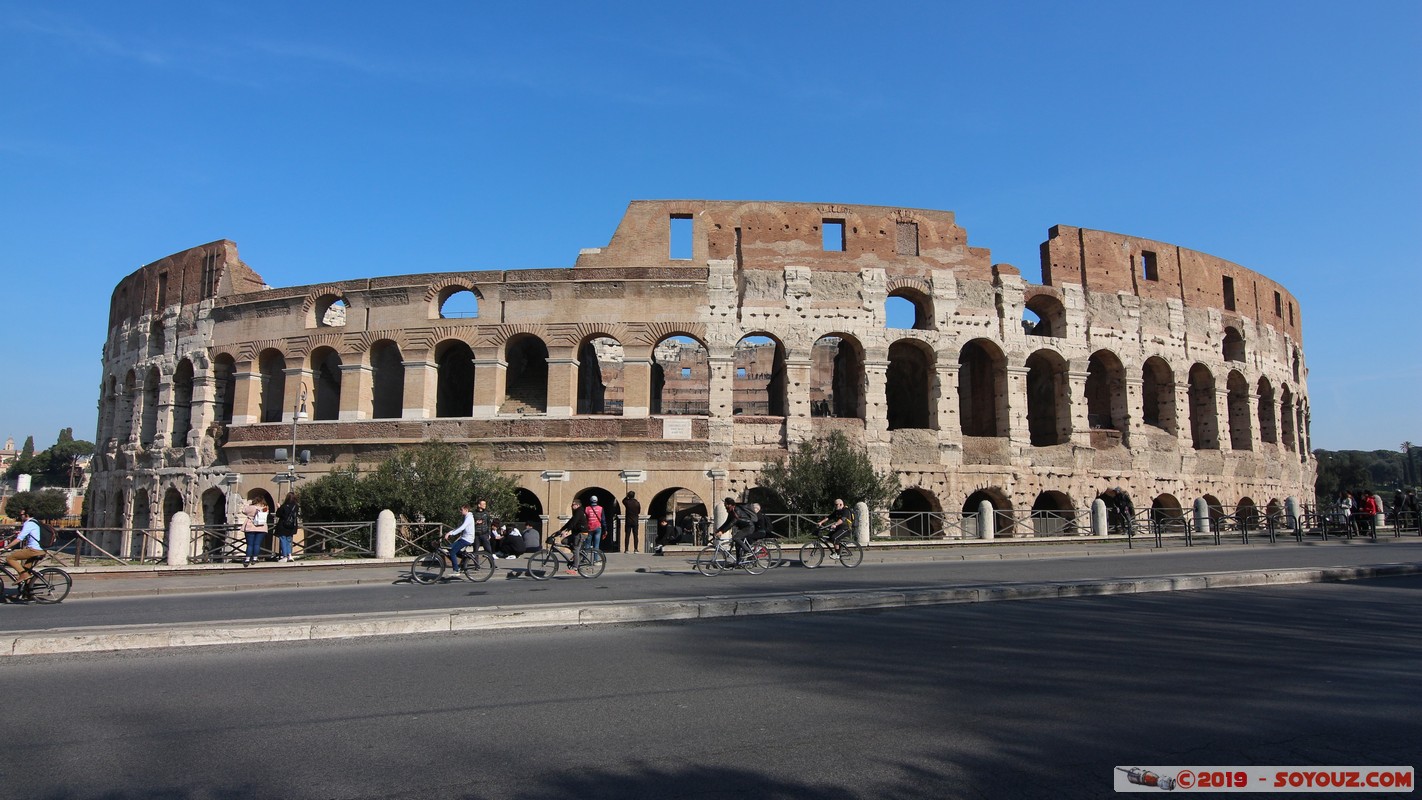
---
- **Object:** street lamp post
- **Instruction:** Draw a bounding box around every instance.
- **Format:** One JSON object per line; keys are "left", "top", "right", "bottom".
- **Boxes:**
{"left": 276, "top": 384, "right": 309, "bottom": 492}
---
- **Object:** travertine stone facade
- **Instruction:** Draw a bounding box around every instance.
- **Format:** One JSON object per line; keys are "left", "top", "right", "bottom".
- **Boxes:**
{"left": 90, "top": 200, "right": 1313, "bottom": 536}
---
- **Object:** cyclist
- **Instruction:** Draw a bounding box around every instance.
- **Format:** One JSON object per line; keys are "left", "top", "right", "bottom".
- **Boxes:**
{"left": 816, "top": 498, "right": 854, "bottom": 544}
{"left": 470, "top": 498, "right": 495, "bottom": 557}
{"left": 444, "top": 503, "right": 478, "bottom": 578}
{"left": 714, "top": 497, "right": 757, "bottom": 563}
{"left": 553, "top": 498, "right": 591, "bottom": 575}
{"left": 3, "top": 508, "right": 45, "bottom": 599}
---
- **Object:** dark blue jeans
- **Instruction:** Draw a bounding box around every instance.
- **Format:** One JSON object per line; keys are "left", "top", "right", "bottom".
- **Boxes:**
{"left": 245, "top": 531, "right": 265, "bottom": 561}
{"left": 448, "top": 538, "right": 472, "bottom": 571}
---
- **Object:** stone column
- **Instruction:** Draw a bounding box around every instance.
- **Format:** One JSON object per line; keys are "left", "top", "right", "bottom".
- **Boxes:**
{"left": 189, "top": 371, "right": 217, "bottom": 450}
{"left": 402, "top": 354, "right": 435, "bottom": 420}
{"left": 783, "top": 357, "right": 814, "bottom": 445}
{"left": 472, "top": 350, "right": 505, "bottom": 417}
{"left": 1005, "top": 365, "right": 1030, "bottom": 447}
{"left": 546, "top": 353, "right": 578, "bottom": 418}
{"left": 1173, "top": 380, "right": 1194, "bottom": 449}
{"left": 339, "top": 363, "right": 371, "bottom": 421}
{"left": 230, "top": 360, "right": 262, "bottom": 426}
{"left": 621, "top": 350, "right": 652, "bottom": 419}
{"left": 1066, "top": 369, "right": 1090, "bottom": 447}
{"left": 282, "top": 367, "right": 311, "bottom": 423}
{"left": 154, "top": 373, "right": 175, "bottom": 449}
{"left": 1123, "top": 376, "right": 1144, "bottom": 449}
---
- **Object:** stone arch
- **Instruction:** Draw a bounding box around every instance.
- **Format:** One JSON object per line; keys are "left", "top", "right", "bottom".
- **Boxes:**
{"left": 1235, "top": 496, "right": 1260, "bottom": 528}
{"left": 1026, "top": 349, "right": 1069, "bottom": 446}
{"left": 810, "top": 334, "right": 865, "bottom": 419}
{"left": 432, "top": 283, "right": 482, "bottom": 320}
{"left": 213, "top": 353, "right": 237, "bottom": 425}
{"left": 311, "top": 346, "right": 343, "bottom": 422}
{"left": 1141, "top": 356, "right": 1174, "bottom": 433}
{"left": 1223, "top": 326, "right": 1245, "bottom": 362}
{"left": 1188, "top": 363, "right": 1219, "bottom": 450}
{"left": 649, "top": 486, "right": 709, "bottom": 543}
{"left": 140, "top": 366, "right": 161, "bottom": 446}
{"left": 1279, "top": 385, "right": 1296, "bottom": 453}
{"left": 1291, "top": 348, "right": 1301, "bottom": 383}
{"left": 121, "top": 369, "right": 138, "bottom": 441}
{"left": 886, "top": 338, "right": 936, "bottom": 430}
{"left": 1023, "top": 292, "right": 1066, "bottom": 337}
{"left": 1226, "top": 370, "right": 1252, "bottom": 450}
{"left": 576, "top": 334, "right": 624, "bottom": 416}
{"left": 958, "top": 338, "right": 1007, "bottom": 438}
{"left": 890, "top": 487, "right": 941, "bottom": 537}
{"left": 885, "top": 284, "right": 934, "bottom": 331}
{"left": 307, "top": 292, "right": 349, "bottom": 328}
{"left": 133, "top": 487, "right": 152, "bottom": 531}
{"left": 515, "top": 487, "right": 544, "bottom": 529}
{"left": 503, "top": 333, "right": 549, "bottom": 413}
{"left": 172, "top": 359, "right": 195, "bottom": 448}
{"left": 259, "top": 348, "right": 287, "bottom": 424}
{"left": 652, "top": 335, "right": 709, "bottom": 416}
{"left": 162, "top": 485, "right": 185, "bottom": 529}
{"left": 1256, "top": 377, "right": 1277, "bottom": 444}
{"left": 369, "top": 339, "right": 405, "bottom": 419}
{"left": 148, "top": 318, "right": 165, "bottom": 357}
{"left": 1200, "top": 493, "right": 1226, "bottom": 525}
{"left": 733, "top": 334, "right": 787, "bottom": 416}
{"left": 964, "top": 487, "right": 1015, "bottom": 536}
{"left": 1151, "top": 494, "right": 1186, "bottom": 531}
{"left": 1084, "top": 350, "right": 1128, "bottom": 435}
{"left": 1031, "top": 490, "right": 1076, "bottom": 535}
{"left": 435, "top": 339, "right": 475, "bottom": 418}
{"left": 200, "top": 486, "right": 227, "bottom": 527}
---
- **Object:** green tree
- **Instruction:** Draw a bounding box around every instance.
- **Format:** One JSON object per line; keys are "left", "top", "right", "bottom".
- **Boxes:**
{"left": 756, "top": 431, "right": 899, "bottom": 518}
{"left": 299, "top": 442, "right": 520, "bottom": 524}
{"left": 5, "top": 489, "right": 70, "bottom": 521}
{"left": 301, "top": 464, "right": 378, "bottom": 523}
{"left": 20, "top": 436, "right": 33, "bottom": 459}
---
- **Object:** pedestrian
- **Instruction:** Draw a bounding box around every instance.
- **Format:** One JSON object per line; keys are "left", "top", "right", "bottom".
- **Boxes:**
{"left": 652, "top": 514, "right": 674, "bottom": 556}
{"left": 272, "top": 492, "right": 300, "bottom": 562}
{"left": 749, "top": 502, "right": 772, "bottom": 542}
{"left": 622, "top": 491, "right": 642, "bottom": 554}
{"left": 584, "top": 495, "right": 606, "bottom": 552}
{"left": 240, "top": 497, "right": 269, "bottom": 566}
{"left": 494, "top": 523, "right": 526, "bottom": 559}
{"left": 1402, "top": 489, "right": 1421, "bottom": 532}
{"left": 1357, "top": 490, "right": 1379, "bottom": 538}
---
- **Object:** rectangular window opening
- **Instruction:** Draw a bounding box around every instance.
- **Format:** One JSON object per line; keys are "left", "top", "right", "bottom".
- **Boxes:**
{"left": 895, "top": 222, "right": 919, "bottom": 256}
{"left": 1222, "top": 276, "right": 1236, "bottom": 311}
{"left": 1288, "top": 303, "right": 1294, "bottom": 326}
{"left": 680, "top": 367, "right": 692, "bottom": 378}
{"left": 1273, "top": 291, "right": 1283, "bottom": 317}
{"left": 1141, "top": 250, "right": 1159, "bottom": 281}
{"left": 155, "top": 273, "right": 169, "bottom": 309}
{"left": 734, "top": 226, "right": 743, "bottom": 267}
{"left": 736, "top": 367, "right": 747, "bottom": 378}
{"left": 822, "top": 219, "right": 845, "bottom": 252}
{"left": 670, "top": 214, "right": 693, "bottom": 260}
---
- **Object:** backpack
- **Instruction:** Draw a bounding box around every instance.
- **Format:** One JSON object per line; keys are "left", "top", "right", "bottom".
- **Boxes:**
{"left": 734, "top": 505, "right": 757, "bottom": 530}
{"left": 253, "top": 508, "right": 268, "bottom": 527}
{"left": 276, "top": 503, "right": 299, "bottom": 530}
{"left": 38, "top": 522, "right": 58, "bottom": 549}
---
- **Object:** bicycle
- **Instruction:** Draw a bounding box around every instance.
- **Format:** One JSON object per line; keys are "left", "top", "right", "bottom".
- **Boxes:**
{"left": 525, "top": 533, "right": 606, "bottom": 580}
{"left": 749, "top": 530, "right": 784, "bottom": 568}
{"left": 409, "top": 542, "right": 497, "bottom": 584}
{"left": 0, "top": 551, "right": 72, "bottom": 603}
{"left": 799, "top": 525, "right": 863, "bottom": 569}
{"left": 695, "top": 534, "right": 771, "bottom": 576}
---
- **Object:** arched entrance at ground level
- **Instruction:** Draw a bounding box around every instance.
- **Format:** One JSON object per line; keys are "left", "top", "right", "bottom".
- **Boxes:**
{"left": 1151, "top": 494, "right": 1186, "bottom": 533}
{"left": 573, "top": 487, "right": 619, "bottom": 550}
{"left": 1200, "top": 494, "right": 1226, "bottom": 526}
{"left": 1030, "top": 491, "right": 1076, "bottom": 535}
{"left": 514, "top": 488, "right": 543, "bottom": 531}
{"left": 890, "top": 488, "right": 941, "bottom": 538}
{"left": 201, "top": 487, "right": 227, "bottom": 527}
{"left": 162, "top": 487, "right": 184, "bottom": 530}
{"left": 649, "top": 487, "right": 708, "bottom": 546}
{"left": 1265, "top": 499, "right": 1283, "bottom": 518}
{"left": 963, "top": 489, "right": 1015, "bottom": 536}
{"left": 1235, "top": 497, "right": 1260, "bottom": 528}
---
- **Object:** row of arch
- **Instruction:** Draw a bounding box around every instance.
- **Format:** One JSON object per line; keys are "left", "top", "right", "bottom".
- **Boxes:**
{"left": 99, "top": 329, "right": 1311, "bottom": 456}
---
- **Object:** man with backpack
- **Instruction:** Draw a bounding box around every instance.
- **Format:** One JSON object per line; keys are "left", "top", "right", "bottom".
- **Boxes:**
{"left": 714, "top": 497, "right": 757, "bottom": 563}
{"left": 3, "top": 508, "right": 46, "bottom": 596}
{"left": 816, "top": 498, "right": 854, "bottom": 544}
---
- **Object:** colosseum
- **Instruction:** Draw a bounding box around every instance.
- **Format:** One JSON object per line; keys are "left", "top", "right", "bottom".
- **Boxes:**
{"left": 90, "top": 200, "right": 1314, "bottom": 545}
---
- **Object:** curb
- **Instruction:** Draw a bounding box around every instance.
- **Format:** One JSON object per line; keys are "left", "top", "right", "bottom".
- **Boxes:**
{"left": 4, "top": 562, "right": 1417, "bottom": 658}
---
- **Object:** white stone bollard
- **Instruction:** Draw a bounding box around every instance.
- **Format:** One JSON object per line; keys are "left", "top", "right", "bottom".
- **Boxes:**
{"left": 1285, "top": 497, "right": 1301, "bottom": 532}
{"left": 1091, "top": 498, "right": 1109, "bottom": 536}
{"left": 855, "top": 501, "right": 870, "bottom": 546}
{"left": 375, "top": 510, "right": 397, "bottom": 559}
{"left": 1193, "top": 497, "right": 1211, "bottom": 534}
{"left": 977, "top": 499, "right": 995, "bottom": 540}
{"left": 166, "top": 511, "right": 191, "bottom": 567}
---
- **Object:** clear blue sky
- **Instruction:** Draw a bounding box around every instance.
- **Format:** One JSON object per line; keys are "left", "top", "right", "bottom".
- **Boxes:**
{"left": 1, "top": 1, "right": 1418, "bottom": 453}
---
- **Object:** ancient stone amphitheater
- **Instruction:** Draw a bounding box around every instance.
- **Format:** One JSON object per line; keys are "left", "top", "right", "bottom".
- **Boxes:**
{"left": 91, "top": 200, "right": 1314, "bottom": 541}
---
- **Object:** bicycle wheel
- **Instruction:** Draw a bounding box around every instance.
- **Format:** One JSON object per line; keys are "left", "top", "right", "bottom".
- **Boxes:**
{"left": 743, "top": 544, "right": 770, "bottom": 575}
{"left": 409, "top": 551, "right": 446, "bottom": 584}
{"left": 835, "top": 540, "right": 863, "bottom": 568}
{"left": 577, "top": 549, "right": 606, "bottom": 579}
{"left": 800, "top": 540, "right": 825, "bottom": 569}
{"left": 694, "top": 545, "right": 723, "bottom": 576}
{"left": 760, "top": 537, "right": 783, "bottom": 568}
{"left": 29, "top": 568, "right": 72, "bottom": 604}
{"left": 525, "top": 550, "right": 559, "bottom": 581}
{"left": 462, "top": 553, "right": 497, "bottom": 583}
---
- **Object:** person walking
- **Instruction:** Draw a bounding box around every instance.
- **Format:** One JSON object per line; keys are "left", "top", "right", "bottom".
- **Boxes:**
{"left": 272, "top": 492, "right": 300, "bottom": 562}
{"left": 622, "top": 491, "right": 642, "bottom": 554}
{"left": 240, "top": 498, "right": 269, "bottom": 566}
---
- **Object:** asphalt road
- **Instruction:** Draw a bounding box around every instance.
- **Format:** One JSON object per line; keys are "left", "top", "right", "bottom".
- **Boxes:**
{"left": 5, "top": 541, "right": 1421, "bottom": 633}
{"left": 8, "top": 575, "right": 1419, "bottom": 800}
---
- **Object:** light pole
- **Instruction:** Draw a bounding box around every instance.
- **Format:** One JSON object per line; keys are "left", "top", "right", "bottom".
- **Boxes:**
{"left": 276, "top": 384, "right": 309, "bottom": 493}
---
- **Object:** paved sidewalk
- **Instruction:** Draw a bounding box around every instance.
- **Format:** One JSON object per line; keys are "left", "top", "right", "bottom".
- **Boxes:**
{"left": 8, "top": 537, "right": 1420, "bottom": 657}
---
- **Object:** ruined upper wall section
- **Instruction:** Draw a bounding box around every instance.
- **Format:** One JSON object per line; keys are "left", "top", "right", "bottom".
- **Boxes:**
{"left": 107, "top": 240, "right": 266, "bottom": 329}
{"left": 1041, "top": 225, "right": 1302, "bottom": 340}
{"left": 575, "top": 200, "right": 995, "bottom": 280}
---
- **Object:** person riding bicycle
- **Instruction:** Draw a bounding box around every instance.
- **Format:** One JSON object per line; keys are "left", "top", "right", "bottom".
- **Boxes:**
{"left": 714, "top": 497, "right": 757, "bottom": 563}
{"left": 553, "top": 499, "right": 591, "bottom": 575}
{"left": 444, "top": 503, "right": 478, "bottom": 576}
{"left": 816, "top": 498, "right": 853, "bottom": 544}
{"left": 749, "top": 502, "right": 772, "bottom": 542}
{"left": 3, "top": 508, "right": 45, "bottom": 599}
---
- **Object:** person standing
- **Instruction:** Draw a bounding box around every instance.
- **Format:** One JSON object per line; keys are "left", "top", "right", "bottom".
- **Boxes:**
{"left": 584, "top": 495, "right": 606, "bottom": 552}
{"left": 471, "top": 499, "right": 495, "bottom": 557}
{"left": 273, "top": 492, "right": 300, "bottom": 562}
{"left": 622, "top": 491, "right": 642, "bottom": 554}
{"left": 240, "top": 498, "right": 269, "bottom": 566}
